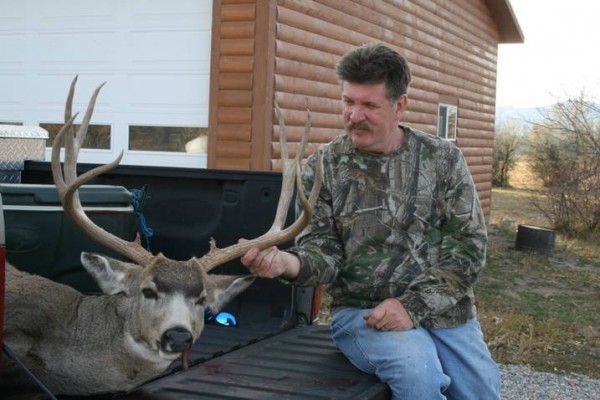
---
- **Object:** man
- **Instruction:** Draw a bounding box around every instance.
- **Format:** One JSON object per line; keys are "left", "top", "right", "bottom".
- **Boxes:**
{"left": 241, "top": 43, "right": 500, "bottom": 399}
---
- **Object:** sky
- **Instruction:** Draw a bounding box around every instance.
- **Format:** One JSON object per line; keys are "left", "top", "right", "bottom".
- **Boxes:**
{"left": 495, "top": 0, "right": 600, "bottom": 108}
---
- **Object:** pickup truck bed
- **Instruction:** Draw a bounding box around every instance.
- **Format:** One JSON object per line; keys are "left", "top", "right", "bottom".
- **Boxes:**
{"left": 119, "top": 325, "right": 389, "bottom": 399}
{"left": 2, "top": 162, "right": 390, "bottom": 399}
{"left": 2, "top": 324, "right": 389, "bottom": 399}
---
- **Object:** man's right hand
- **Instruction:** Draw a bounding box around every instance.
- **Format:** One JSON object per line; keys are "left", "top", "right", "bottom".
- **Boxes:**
{"left": 239, "top": 243, "right": 301, "bottom": 280}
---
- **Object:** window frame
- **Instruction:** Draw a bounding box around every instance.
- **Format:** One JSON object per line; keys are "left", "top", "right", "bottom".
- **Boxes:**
{"left": 437, "top": 103, "right": 458, "bottom": 141}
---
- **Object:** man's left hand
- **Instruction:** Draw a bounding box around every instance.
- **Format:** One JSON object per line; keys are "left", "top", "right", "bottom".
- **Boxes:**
{"left": 363, "top": 298, "right": 415, "bottom": 331}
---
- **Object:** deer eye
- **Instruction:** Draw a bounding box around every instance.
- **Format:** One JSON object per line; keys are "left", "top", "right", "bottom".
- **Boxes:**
{"left": 142, "top": 288, "right": 158, "bottom": 300}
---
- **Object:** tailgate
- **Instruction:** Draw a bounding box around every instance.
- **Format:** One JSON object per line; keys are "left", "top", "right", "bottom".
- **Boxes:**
{"left": 118, "top": 325, "right": 390, "bottom": 399}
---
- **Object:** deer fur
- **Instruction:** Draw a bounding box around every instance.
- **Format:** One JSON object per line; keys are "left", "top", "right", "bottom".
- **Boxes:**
{"left": 2, "top": 255, "right": 254, "bottom": 395}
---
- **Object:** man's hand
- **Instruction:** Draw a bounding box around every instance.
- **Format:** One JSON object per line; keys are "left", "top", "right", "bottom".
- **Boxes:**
{"left": 239, "top": 241, "right": 301, "bottom": 280}
{"left": 363, "top": 298, "right": 414, "bottom": 331}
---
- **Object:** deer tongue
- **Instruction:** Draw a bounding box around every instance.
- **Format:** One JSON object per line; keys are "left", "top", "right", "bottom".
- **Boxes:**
{"left": 181, "top": 346, "right": 191, "bottom": 370}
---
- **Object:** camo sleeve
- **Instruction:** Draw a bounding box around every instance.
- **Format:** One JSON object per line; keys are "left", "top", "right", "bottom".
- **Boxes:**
{"left": 397, "top": 151, "right": 488, "bottom": 327}
{"left": 287, "top": 148, "right": 344, "bottom": 286}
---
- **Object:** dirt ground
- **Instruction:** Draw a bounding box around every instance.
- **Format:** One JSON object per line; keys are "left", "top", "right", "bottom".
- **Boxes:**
{"left": 482, "top": 162, "right": 600, "bottom": 378}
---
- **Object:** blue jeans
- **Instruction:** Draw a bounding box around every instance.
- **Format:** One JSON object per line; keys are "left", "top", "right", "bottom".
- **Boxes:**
{"left": 331, "top": 308, "right": 500, "bottom": 400}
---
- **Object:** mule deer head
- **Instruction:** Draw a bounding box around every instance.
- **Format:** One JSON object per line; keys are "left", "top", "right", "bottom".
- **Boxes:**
{"left": 2, "top": 76, "right": 321, "bottom": 396}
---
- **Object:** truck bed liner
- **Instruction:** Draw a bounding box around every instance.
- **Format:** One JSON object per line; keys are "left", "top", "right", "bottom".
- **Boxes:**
{"left": 11, "top": 163, "right": 390, "bottom": 399}
{"left": 119, "top": 325, "right": 390, "bottom": 399}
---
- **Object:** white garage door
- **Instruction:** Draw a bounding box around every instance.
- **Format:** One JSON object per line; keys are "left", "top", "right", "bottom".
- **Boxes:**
{"left": 0, "top": 0, "right": 212, "bottom": 168}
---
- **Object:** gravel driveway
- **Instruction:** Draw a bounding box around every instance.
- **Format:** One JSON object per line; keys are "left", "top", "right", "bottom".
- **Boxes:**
{"left": 500, "top": 364, "right": 600, "bottom": 399}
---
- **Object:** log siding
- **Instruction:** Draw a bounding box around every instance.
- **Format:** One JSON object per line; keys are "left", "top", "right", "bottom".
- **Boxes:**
{"left": 208, "top": 0, "right": 523, "bottom": 215}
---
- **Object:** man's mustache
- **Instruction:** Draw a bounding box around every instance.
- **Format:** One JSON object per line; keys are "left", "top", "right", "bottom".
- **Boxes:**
{"left": 346, "top": 122, "right": 373, "bottom": 131}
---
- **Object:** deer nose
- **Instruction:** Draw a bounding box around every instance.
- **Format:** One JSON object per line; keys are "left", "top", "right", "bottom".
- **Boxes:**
{"left": 160, "top": 327, "right": 193, "bottom": 353}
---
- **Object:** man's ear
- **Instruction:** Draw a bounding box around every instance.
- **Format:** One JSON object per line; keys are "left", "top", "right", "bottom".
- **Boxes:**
{"left": 394, "top": 94, "right": 409, "bottom": 119}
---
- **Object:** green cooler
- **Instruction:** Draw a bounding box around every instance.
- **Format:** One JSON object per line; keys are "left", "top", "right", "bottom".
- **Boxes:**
{"left": 0, "top": 183, "right": 137, "bottom": 294}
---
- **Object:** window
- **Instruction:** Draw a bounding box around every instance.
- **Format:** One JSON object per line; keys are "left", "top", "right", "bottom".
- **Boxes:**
{"left": 129, "top": 126, "right": 207, "bottom": 153}
{"left": 41, "top": 123, "right": 111, "bottom": 149}
{"left": 437, "top": 104, "right": 458, "bottom": 140}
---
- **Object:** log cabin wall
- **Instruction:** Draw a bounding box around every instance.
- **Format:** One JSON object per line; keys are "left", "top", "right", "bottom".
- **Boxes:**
{"left": 209, "top": 0, "right": 517, "bottom": 216}
{"left": 208, "top": 0, "right": 276, "bottom": 171}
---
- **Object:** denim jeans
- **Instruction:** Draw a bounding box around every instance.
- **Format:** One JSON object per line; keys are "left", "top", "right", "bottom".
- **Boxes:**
{"left": 331, "top": 308, "right": 500, "bottom": 400}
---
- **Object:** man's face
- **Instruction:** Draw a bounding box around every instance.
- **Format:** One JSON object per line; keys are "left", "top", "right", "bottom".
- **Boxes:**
{"left": 341, "top": 81, "right": 407, "bottom": 154}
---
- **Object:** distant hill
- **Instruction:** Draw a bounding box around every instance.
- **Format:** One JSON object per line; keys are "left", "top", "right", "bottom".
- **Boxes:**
{"left": 495, "top": 106, "right": 550, "bottom": 127}
{"left": 496, "top": 102, "right": 600, "bottom": 128}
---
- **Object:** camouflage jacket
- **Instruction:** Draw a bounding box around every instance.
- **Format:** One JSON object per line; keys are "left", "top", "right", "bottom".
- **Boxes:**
{"left": 288, "top": 126, "right": 487, "bottom": 329}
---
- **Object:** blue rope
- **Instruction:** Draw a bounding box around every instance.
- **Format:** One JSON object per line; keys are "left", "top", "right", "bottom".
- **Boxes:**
{"left": 130, "top": 185, "right": 154, "bottom": 252}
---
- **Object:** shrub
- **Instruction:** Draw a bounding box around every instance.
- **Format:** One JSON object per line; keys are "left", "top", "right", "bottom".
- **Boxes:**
{"left": 527, "top": 94, "right": 600, "bottom": 234}
{"left": 493, "top": 122, "right": 525, "bottom": 187}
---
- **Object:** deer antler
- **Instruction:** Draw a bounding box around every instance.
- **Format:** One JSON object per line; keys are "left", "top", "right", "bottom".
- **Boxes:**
{"left": 51, "top": 76, "right": 154, "bottom": 266}
{"left": 51, "top": 76, "right": 320, "bottom": 271}
{"left": 196, "top": 103, "right": 322, "bottom": 272}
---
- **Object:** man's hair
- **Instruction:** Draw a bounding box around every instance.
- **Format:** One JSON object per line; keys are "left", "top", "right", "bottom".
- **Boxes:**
{"left": 336, "top": 43, "right": 412, "bottom": 101}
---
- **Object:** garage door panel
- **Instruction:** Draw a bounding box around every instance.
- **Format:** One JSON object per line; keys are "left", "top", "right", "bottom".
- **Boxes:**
{"left": 34, "top": 1, "right": 119, "bottom": 30}
{"left": 130, "top": 0, "right": 212, "bottom": 29}
{"left": 0, "top": 75, "right": 25, "bottom": 112}
{"left": 0, "top": 3, "right": 31, "bottom": 30}
{"left": 1, "top": 0, "right": 212, "bottom": 168}
{"left": 130, "top": 30, "right": 211, "bottom": 70}
{"left": 35, "top": 74, "right": 113, "bottom": 105}
{"left": 128, "top": 74, "right": 209, "bottom": 125}
{"left": 0, "top": 34, "right": 26, "bottom": 69}
{"left": 37, "top": 32, "right": 117, "bottom": 69}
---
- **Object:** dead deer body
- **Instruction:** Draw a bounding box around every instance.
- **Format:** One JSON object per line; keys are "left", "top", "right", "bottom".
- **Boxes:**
{"left": 1, "top": 77, "right": 321, "bottom": 396}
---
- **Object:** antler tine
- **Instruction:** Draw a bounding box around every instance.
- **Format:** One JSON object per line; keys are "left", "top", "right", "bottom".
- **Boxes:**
{"left": 268, "top": 102, "right": 295, "bottom": 233}
{"left": 268, "top": 103, "right": 313, "bottom": 234}
{"left": 64, "top": 75, "right": 77, "bottom": 136}
{"left": 197, "top": 104, "right": 322, "bottom": 273}
{"left": 59, "top": 78, "right": 106, "bottom": 189}
{"left": 51, "top": 76, "right": 154, "bottom": 266}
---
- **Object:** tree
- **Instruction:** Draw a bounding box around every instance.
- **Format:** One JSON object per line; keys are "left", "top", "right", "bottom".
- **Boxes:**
{"left": 527, "top": 93, "right": 600, "bottom": 234}
{"left": 493, "top": 120, "right": 527, "bottom": 187}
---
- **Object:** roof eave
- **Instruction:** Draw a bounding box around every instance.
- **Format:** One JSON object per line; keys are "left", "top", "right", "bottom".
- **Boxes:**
{"left": 485, "top": 0, "right": 524, "bottom": 44}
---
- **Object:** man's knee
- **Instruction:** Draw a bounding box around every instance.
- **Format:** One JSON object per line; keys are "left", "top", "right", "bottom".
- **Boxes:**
{"left": 377, "top": 346, "right": 450, "bottom": 399}
{"left": 342, "top": 329, "right": 450, "bottom": 399}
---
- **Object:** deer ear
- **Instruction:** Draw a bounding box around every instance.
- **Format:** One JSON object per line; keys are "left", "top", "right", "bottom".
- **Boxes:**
{"left": 205, "top": 274, "right": 256, "bottom": 313}
{"left": 80, "top": 252, "right": 140, "bottom": 294}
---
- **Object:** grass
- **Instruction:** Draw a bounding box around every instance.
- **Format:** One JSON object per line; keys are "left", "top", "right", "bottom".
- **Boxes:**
{"left": 477, "top": 187, "right": 600, "bottom": 378}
